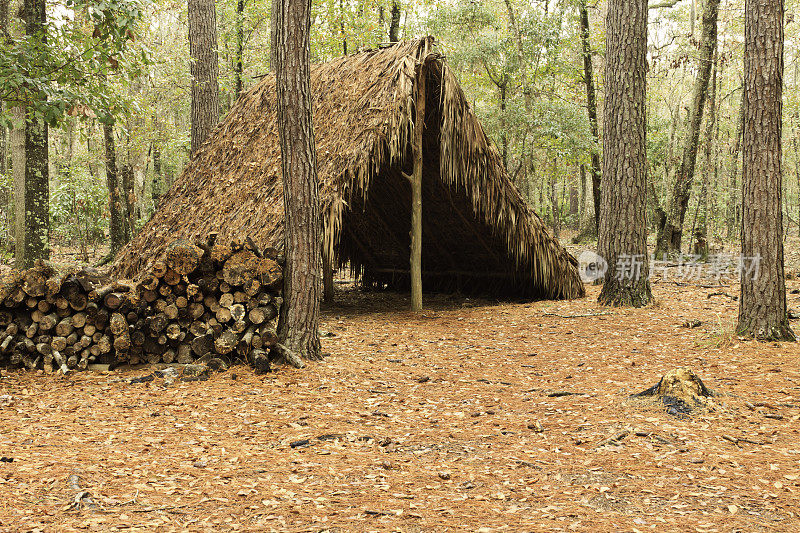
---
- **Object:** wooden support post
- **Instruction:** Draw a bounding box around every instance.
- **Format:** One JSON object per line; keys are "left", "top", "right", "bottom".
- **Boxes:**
{"left": 323, "top": 248, "right": 334, "bottom": 303}
{"left": 409, "top": 62, "right": 426, "bottom": 312}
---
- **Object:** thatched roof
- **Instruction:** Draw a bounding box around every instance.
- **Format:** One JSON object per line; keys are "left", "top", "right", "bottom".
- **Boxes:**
{"left": 114, "top": 38, "right": 585, "bottom": 300}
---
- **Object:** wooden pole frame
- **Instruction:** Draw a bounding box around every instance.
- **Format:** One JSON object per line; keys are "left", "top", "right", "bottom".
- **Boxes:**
{"left": 409, "top": 60, "right": 427, "bottom": 312}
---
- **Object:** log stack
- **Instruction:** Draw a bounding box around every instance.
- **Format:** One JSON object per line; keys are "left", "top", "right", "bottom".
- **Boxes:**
{"left": 0, "top": 234, "right": 283, "bottom": 373}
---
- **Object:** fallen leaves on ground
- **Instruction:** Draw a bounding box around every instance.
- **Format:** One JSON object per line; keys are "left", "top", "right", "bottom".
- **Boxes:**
{"left": 0, "top": 278, "right": 799, "bottom": 532}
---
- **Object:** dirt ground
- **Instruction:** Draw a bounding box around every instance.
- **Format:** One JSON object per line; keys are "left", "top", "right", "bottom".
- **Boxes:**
{"left": 1, "top": 275, "right": 800, "bottom": 532}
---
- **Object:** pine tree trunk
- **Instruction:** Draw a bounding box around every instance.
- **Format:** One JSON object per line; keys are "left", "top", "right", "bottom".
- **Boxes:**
{"left": 727, "top": 92, "right": 744, "bottom": 239}
{"left": 504, "top": 0, "right": 531, "bottom": 112}
{"left": 0, "top": 0, "right": 7, "bottom": 187}
{"left": 121, "top": 163, "right": 135, "bottom": 240}
{"left": 694, "top": 52, "right": 718, "bottom": 258}
{"left": 550, "top": 160, "right": 560, "bottom": 239}
{"left": 578, "top": 163, "right": 587, "bottom": 224}
{"left": 273, "top": 0, "right": 322, "bottom": 360}
{"left": 499, "top": 81, "right": 507, "bottom": 170}
{"left": 188, "top": 0, "right": 221, "bottom": 154}
{"left": 11, "top": 107, "right": 25, "bottom": 266}
{"left": 656, "top": 0, "right": 720, "bottom": 256}
{"left": 597, "top": 0, "right": 651, "bottom": 307}
{"left": 578, "top": 0, "right": 601, "bottom": 235}
{"left": 737, "top": 0, "right": 794, "bottom": 341}
{"left": 388, "top": 1, "right": 400, "bottom": 42}
{"left": 22, "top": 0, "right": 49, "bottom": 268}
{"left": 234, "top": 0, "right": 244, "bottom": 100}
{"left": 103, "top": 121, "right": 126, "bottom": 255}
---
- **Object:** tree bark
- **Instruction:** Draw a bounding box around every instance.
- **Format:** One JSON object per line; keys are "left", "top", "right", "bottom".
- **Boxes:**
{"left": 0, "top": 0, "right": 7, "bottom": 188}
{"left": 339, "top": 0, "right": 347, "bottom": 55}
{"left": 694, "top": 50, "right": 718, "bottom": 258}
{"left": 499, "top": 80, "right": 507, "bottom": 170}
{"left": 103, "top": 120, "right": 126, "bottom": 256}
{"left": 234, "top": 0, "right": 245, "bottom": 100}
{"left": 388, "top": 0, "right": 400, "bottom": 42}
{"left": 597, "top": 0, "right": 651, "bottom": 307}
{"left": 504, "top": 0, "right": 531, "bottom": 112}
{"left": 188, "top": 0, "right": 221, "bottom": 154}
{"left": 727, "top": 90, "right": 744, "bottom": 239}
{"left": 22, "top": 0, "right": 49, "bottom": 268}
{"left": 578, "top": 0, "right": 601, "bottom": 235}
{"left": 120, "top": 163, "right": 135, "bottom": 240}
{"left": 11, "top": 106, "right": 25, "bottom": 266}
{"left": 656, "top": 0, "right": 719, "bottom": 256}
{"left": 410, "top": 60, "right": 427, "bottom": 312}
{"left": 737, "top": 0, "right": 794, "bottom": 341}
{"left": 794, "top": 113, "right": 800, "bottom": 238}
{"left": 273, "top": 0, "right": 322, "bottom": 360}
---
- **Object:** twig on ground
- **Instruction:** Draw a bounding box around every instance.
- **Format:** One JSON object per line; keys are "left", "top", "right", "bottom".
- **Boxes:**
{"left": 542, "top": 311, "right": 612, "bottom": 319}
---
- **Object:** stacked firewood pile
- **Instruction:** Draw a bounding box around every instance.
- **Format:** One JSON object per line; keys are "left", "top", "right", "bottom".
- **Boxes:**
{"left": 0, "top": 234, "right": 282, "bottom": 373}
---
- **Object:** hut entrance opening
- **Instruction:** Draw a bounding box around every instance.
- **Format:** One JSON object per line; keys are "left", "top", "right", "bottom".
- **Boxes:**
{"left": 337, "top": 66, "right": 521, "bottom": 299}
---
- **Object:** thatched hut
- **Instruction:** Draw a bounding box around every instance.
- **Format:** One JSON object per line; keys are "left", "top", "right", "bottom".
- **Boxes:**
{"left": 114, "top": 38, "right": 585, "bottom": 300}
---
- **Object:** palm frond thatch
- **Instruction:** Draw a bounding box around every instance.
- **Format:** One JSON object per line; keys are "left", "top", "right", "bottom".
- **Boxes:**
{"left": 114, "top": 37, "right": 585, "bottom": 300}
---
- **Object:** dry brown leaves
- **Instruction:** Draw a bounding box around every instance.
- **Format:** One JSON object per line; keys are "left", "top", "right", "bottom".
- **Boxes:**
{"left": 1, "top": 277, "right": 799, "bottom": 532}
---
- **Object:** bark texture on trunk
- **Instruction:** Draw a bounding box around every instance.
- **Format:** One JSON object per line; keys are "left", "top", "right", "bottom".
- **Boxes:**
{"left": 188, "top": 0, "right": 221, "bottom": 154}
{"left": 727, "top": 92, "right": 744, "bottom": 239}
{"left": 121, "top": 163, "right": 135, "bottom": 240}
{"left": 578, "top": 0, "right": 601, "bottom": 234}
{"left": 0, "top": 0, "right": 7, "bottom": 193}
{"left": 11, "top": 106, "right": 25, "bottom": 266}
{"left": 234, "top": 0, "right": 245, "bottom": 100}
{"left": 737, "top": 0, "right": 795, "bottom": 341}
{"left": 273, "top": 0, "right": 322, "bottom": 360}
{"left": 22, "top": 0, "right": 49, "bottom": 268}
{"left": 409, "top": 62, "right": 427, "bottom": 312}
{"left": 656, "top": 0, "right": 719, "bottom": 256}
{"left": 597, "top": 0, "right": 651, "bottom": 307}
{"left": 388, "top": 0, "right": 400, "bottom": 42}
{"left": 694, "top": 52, "right": 718, "bottom": 258}
{"left": 103, "top": 121, "right": 126, "bottom": 255}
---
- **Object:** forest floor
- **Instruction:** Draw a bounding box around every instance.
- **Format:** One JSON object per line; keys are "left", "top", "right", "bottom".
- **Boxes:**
{"left": 1, "top": 240, "right": 800, "bottom": 531}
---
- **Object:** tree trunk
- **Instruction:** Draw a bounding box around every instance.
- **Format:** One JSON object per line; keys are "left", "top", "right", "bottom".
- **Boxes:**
{"left": 234, "top": 0, "right": 245, "bottom": 100}
{"left": 656, "top": 0, "right": 719, "bottom": 256}
{"left": 388, "top": 0, "right": 400, "bottom": 42}
{"left": 120, "top": 163, "right": 135, "bottom": 240}
{"left": 549, "top": 159, "right": 560, "bottom": 238}
{"left": 504, "top": 0, "right": 531, "bottom": 112}
{"left": 188, "top": 0, "right": 221, "bottom": 154}
{"left": 499, "top": 80, "right": 507, "bottom": 170}
{"left": 569, "top": 179, "right": 579, "bottom": 229}
{"left": 795, "top": 117, "right": 800, "bottom": 238}
{"left": 579, "top": 163, "right": 587, "bottom": 224}
{"left": 409, "top": 60, "right": 427, "bottom": 312}
{"left": 22, "top": 0, "right": 49, "bottom": 268}
{"left": 0, "top": 0, "right": 7, "bottom": 189}
{"left": 339, "top": 0, "right": 347, "bottom": 55}
{"left": 103, "top": 120, "right": 126, "bottom": 256}
{"left": 597, "top": 0, "right": 651, "bottom": 307}
{"left": 273, "top": 0, "right": 322, "bottom": 361}
{"left": 727, "top": 90, "right": 744, "bottom": 239}
{"left": 578, "top": 0, "right": 601, "bottom": 235}
{"left": 11, "top": 107, "right": 25, "bottom": 266}
{"left": 694, "top": 51, "right": 717, "bottom": 259}
{"left": 737, "top": 0, "right": 794, "bottom": 341}
{"left": 0, "top": 0, "right": 6, "bottom": 234}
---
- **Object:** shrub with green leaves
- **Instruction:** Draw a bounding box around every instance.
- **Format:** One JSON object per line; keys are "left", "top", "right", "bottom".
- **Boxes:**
{"left": 50, "top": 167, "right": 108, "bottom": 262}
